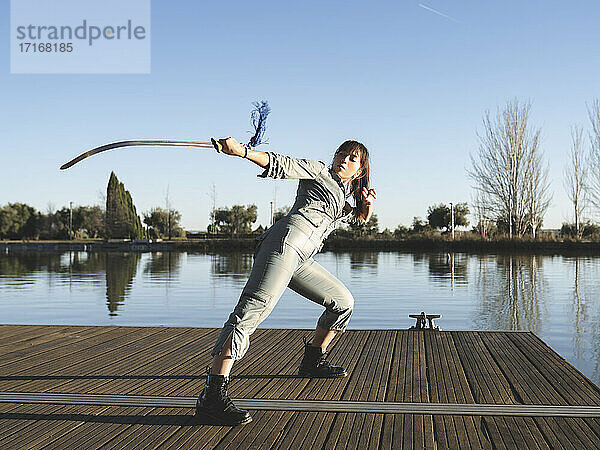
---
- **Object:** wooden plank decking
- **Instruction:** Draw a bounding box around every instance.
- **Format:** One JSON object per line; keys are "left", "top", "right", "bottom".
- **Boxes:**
{"left": 0, "top": 325, "right": 599, "bottom": 449}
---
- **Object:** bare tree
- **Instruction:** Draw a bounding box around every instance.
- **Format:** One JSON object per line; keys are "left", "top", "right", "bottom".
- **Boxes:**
{"left": 564, "top": 126, "right": 588, "bottom": 237}
{"left": 468, "top": 99, "right": 551, "bottom": 238}
{"left": 524, "top": 140, "right": 551, "bottom": 238}
{"left": 208, "top": 183, "right": 217, "bottom": 234}
{"left": 471, "top": 190, "right": 492, "bottom": 237}
{"left": 96, "top": 189, "right": 106, "bottom": 208}
{"left": 164, "top": 186, "right": 175, "bottom": 239}
{"left": 588, "top": 100, "right": 600, "bottom": 212}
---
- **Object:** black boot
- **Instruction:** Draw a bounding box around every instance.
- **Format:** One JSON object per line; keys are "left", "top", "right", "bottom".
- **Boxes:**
{"left": 298, "top": 339, "right": 347, "bottom": 378}
{"left": 195, "top": 373, "right": 252, "bottom": 425}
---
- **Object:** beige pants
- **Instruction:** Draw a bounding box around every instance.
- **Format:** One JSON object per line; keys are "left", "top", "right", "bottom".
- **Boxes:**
{"left": 211, "top": 217, "right": 354, "bottom": 361}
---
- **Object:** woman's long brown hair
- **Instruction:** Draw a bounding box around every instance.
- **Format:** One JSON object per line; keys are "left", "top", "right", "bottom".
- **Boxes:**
{"left": 334, "top": 140, "right": 371, "bottom": 221}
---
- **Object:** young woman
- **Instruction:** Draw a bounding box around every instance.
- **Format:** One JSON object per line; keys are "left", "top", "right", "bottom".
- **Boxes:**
{"left": 196, "top": 137, "right": 376, "bottom": 425}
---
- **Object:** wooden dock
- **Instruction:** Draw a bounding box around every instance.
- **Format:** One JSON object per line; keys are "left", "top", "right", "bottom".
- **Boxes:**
{"left": 0, "top": 325, "right": 599, "bottom": 449}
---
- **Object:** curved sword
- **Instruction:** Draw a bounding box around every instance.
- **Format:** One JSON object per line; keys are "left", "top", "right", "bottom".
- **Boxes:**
{"left": 60, "top": 139, "right": 222, "bottom": 170}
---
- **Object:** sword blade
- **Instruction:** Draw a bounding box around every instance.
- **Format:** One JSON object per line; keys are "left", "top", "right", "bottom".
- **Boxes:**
{"left": 60, "top": 140, "right": 215, "bottom": 170}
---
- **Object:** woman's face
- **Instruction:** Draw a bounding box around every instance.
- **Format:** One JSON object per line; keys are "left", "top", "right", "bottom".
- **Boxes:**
{"left": 332, "top": 149, "right": 362, "bottom": 184}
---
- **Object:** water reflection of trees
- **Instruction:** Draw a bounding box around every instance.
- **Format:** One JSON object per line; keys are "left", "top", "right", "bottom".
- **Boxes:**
{"left": 205, "top": 250, "right": 379, "bottom": 281}
{"left": 209, "top": 252, "right": 254, "bottom": 281}
{"left": 0, "top": 252, "right": 63, "bottom": 275}
{"left": 474, "top": 254, "right": 548, "bottom": 333}
{"left": 566, "top": 257, "right": 600, "bottom": 384}
{"left": 347, "top": 251, "right": 379, "bottom": 272}
{"left": 570, "top": 258, "right": 587, "bottom": 360}
{"left": 105, "top": 253, "right": 141, "bottom": 316}
{"left": 143, "top": 252, "right": 182, "bottom": 279}
{"left": 424, "top": 253, "right": 468, "bottom": 286}
{"left": 0, "top": 252, "right": 106, "bottom": 282}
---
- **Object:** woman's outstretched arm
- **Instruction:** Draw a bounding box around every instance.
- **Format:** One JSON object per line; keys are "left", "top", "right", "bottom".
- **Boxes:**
{"left": 216, "top": 137, "right": 269, "bottom": 169}
{"left": 216, "top": 137, "right": 326, "bottom": 180}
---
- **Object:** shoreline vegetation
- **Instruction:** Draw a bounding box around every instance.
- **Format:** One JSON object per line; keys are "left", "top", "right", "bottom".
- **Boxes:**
{"left": 4, "top": 99, "right": 600, "bottom": 248}
{"left": 2, "top": 235, "right": 600, "bottom": 254}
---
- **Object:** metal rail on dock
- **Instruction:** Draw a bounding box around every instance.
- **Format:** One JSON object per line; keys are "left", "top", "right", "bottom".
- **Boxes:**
{"left": 2, "top": 392, "right": 600, "bottom": 417}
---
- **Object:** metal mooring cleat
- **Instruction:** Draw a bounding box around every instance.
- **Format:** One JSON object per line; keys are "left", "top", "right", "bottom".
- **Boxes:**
{"left": 409, "top": 312, "right": 442, "bottom": 330}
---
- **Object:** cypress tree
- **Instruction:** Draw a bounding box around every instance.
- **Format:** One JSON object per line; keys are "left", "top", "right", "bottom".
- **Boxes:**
{"left": 105, "top": 172, "right": 143, "bottom": 239}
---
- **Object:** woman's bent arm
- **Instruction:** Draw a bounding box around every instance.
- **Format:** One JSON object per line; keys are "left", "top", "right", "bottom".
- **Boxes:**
{"left": 363, "top": 202, "right": 373, "bottom": 222}
{"left": 359, "top": 187, "right": 376, "bottom": 222}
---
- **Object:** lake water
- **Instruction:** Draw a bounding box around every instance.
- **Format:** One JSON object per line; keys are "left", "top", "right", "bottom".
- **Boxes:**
{"left": 1, "top": 250, "right": 599, "bottom": 385}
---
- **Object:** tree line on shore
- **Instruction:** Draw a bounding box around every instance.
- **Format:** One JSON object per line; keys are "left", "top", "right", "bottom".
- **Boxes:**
{"left": 3, "top": 98, "right": 600, "bottom": 241}
{"left": 0, "top": 172, "right": 185, "bottom": 240}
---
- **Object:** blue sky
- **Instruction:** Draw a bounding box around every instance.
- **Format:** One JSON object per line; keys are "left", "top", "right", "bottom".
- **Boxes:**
{"left": 2, "top": 1, "right": 599, "bottom": 231}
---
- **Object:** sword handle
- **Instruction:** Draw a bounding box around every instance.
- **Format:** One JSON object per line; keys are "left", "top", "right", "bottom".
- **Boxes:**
{"left": 210, "top": 138, "right": 222, "bottom": 153}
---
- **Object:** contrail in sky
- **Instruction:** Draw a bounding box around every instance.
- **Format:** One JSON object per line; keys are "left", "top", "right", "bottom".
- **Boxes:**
{"left": 418, "top": 3, "right": 459, "bottom": 22}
